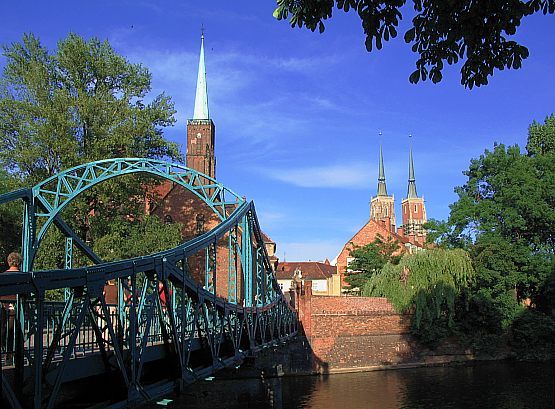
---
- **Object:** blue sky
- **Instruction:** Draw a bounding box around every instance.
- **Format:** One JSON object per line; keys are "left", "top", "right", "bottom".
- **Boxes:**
{"left": 2, "top": 1, "right": 554, "bottom": 261}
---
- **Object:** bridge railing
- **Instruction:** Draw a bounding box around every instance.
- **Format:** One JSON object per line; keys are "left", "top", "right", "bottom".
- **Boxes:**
{"left": 0, "top": 158, "right": 298, "bottom": 409}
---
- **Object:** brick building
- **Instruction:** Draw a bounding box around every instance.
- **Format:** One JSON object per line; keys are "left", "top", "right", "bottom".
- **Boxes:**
{"left": 147, "top": 34, "right": 281, "bottom": 303}
{"left": 147, "top": 34, "right": 229, "bottom": 297}
{"left": 275, "top": 260, "right": 341, "bottom": 296}
{"left": 334, "top": 147, "right": 427, "bottom": 287}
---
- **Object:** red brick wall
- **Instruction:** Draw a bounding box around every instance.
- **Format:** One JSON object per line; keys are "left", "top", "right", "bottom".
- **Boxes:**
{"left": 297, "top": 293, "right": 419, "bottom": 372}
{"left": 151, "top": 186, "right": 243, "bottom": 301}
{"left": 186, "top": 119, "right": 216, "bottom": 178}
{"left": 311, "top": 296, "right": 397, "bottom": 315}
{"left": 401, "top": 198, "right": 427, "bottom": 246}
{"left": 336, "top": 220, "right": 407, "bottom": 286}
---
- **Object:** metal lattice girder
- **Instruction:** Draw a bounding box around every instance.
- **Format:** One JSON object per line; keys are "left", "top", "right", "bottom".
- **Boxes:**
{"left": 63, "top": 237, "right": 73, "bottom": 301}
{"left": 13, "top": 158, "right": 244, "bottom": 269}
{"left": 227, "top": 228, "right": 239, "bottom": 303}
{"left": 204, "top": 242, "right": 216, "bottom": 294}
{"left": 0, "top": 158, "right": 298, "bottom": 409}
{"left": 241, "top": 213, "right": 253, "bottom": 307}
{"left": 32, "top": 158, "right": 243, "bottom": 222}
{"left": 54, "top": 215, "right": 102, "bottom": 264}
{"left": 255, "top": 246, "right": 264, "bottom": 307}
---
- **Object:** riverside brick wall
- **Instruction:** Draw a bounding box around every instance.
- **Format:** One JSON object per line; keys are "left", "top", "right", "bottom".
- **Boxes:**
{"left": 296, "top": 285, "right": 420, "bottom": 373}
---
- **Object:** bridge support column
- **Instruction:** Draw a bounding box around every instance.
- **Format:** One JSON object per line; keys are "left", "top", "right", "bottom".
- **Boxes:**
{"left": 33, "top": 294, "right": 44, "bottom": 409}
{"left": 241, "top": 215, "right": 253, "bottom": 307}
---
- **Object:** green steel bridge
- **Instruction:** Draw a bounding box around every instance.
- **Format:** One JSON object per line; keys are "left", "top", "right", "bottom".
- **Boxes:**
{"left": 0, "top": 158, "right": 298, "bottom": 409}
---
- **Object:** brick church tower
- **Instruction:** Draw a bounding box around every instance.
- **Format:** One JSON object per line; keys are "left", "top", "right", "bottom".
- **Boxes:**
{"left": 149, "top": 34, "right": 228, "bottom": 296}
{"left": 370, "top": 147, "right": 396, "bottom": 232}
{"left": 399, "top": 148, "right": 427, "bottom": 245}
{"left": 186, "top": 33, "right": 216, "bottom": 178}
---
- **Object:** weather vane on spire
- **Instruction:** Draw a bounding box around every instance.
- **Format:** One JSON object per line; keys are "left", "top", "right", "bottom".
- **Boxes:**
{"left": 201, "top": 24, "right": 205, "bottom": 39}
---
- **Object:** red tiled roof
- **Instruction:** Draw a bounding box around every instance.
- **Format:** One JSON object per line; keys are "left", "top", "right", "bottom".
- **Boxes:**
{"left": 260, "top": 231, "right": 274, "bottom": 244}
{"left": 146, "top": 180, "right": 176, "bottom": 213}
{"left": 275, "top": 261, "right": 337, "bottom": 280}
{"left": 151, "top": 180, "right": 174, "bottom": 199}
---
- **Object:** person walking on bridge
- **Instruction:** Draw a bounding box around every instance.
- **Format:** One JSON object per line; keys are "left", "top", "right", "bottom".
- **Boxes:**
{"left": 1, "top": 252, "right": 21, "bottom": 366}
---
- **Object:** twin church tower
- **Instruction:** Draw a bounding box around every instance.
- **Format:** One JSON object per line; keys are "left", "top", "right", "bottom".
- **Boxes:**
{"left": 184, "top": 33, "right": 427, "bottom": 245}
{"left": 370, "top": 146, "right": 427, "bottom": 245}
{"left": 178, "top": 34, "right": 428, "bottom": 290}
{"left": 181, "top": 33, "right": 427, "bottom": 268}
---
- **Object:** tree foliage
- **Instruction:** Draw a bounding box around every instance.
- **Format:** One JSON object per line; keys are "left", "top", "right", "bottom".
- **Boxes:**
{"left": 363, "top": 248, "right": 473, "bottom": 310}
{"left": 430, "top": 115, "right": 555, "bottom": 356}
{"left": 273, "top": 0, "right": 555, "bottom": 88}
{"left": 0, "top": 169, "right": 22, "bottom": 270}
{"left": 345, "top": 234, "right": 401, "bottom": 289}
{"left": 424, "top": 218, "right": 470, "bottom": 249}
{"left": 0, "top": 33, "right": 184, "bottom": 269}
{"left": 448, "top": 141, "right": 555, "bottom": 306}
{"left": 527, "top": 114, "right": 555, "bottom": 156}
{"left": 93, "top": 215, "right": 183, "bottom": 262}
{"left": 509, "top": 309, "right": 555, "bottom": 360}
{"left": 363, "top": 248, "right": 474, "bottom": 346}
{"left": 0, "top": 33, "right": 180, "bottom": 182}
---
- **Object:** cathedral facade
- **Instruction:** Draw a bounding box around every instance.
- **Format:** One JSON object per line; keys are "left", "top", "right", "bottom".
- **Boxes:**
{"left": 334, "top": 147, "right": 428, "bottom": 287}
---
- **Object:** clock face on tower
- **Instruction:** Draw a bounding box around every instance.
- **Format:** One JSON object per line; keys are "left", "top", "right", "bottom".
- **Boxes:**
{"left": 196, "top": 133, "right": 202, "bottom": 139}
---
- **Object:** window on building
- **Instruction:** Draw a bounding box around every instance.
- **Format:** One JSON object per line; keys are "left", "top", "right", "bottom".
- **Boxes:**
{"left": 196, "top": 214, "right": 205, "bottom": 236}
{"left": 346, "top": 257, "right": 355, "bottom": 272}
{"left": 164, "top": 214, "right": 173, "bottom": 224}
{"left": 414, "top": 204, "right": 418, "bottom": 212}
{"left": 312, "top": 280, "right": 328, "bottom": 292}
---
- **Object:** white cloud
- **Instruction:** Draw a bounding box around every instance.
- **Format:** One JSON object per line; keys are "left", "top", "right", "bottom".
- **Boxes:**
{"left": 256, "top": 210, "right": 286, "bottom": 229}
{"left": 278, "top": 239, "right": 345, "bottom": 262}
{"left": 261, "top": 163, "right": 373, "bottom": 189}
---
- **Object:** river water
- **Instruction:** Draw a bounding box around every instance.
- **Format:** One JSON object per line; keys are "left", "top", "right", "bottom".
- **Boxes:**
{"left": 152, "top": 361, "right": 554, "bottom": 409}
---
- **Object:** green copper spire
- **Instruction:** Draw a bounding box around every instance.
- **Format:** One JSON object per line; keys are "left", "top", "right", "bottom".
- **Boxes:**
{"left": 407, "top": 148, "right": 418, "bottom": 198}
{"left": 377, "top": 146, "right": 388, "bottom": 196}
{"left": 193, "top": 33, "right": 209, "bottom": 120}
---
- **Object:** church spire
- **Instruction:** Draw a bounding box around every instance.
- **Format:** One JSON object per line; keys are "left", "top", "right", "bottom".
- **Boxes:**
{"left": 187, "top": 31, "right": 215, "bottom": 178}
{"left": 377, "top": 146, "right": 388, "bottom": 196}
{"left": 407, "top": 148, "right": 418, "bottom": 198}
{"left": 193, "top": 33, "right": 209, "bottom": 120}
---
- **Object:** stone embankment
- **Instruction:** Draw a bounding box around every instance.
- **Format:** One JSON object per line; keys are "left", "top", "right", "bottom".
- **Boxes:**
{"left": 283, "top": 283, "right": 482, "bottom": 374}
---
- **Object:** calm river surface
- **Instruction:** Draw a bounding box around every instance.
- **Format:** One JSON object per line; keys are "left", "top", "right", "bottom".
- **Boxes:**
{"left": 153, "top": 361, "right": 554, "bottom": 409}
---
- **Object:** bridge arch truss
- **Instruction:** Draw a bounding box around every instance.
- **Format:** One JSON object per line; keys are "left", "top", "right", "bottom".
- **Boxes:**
{"left": 0, "top": 158, "right": 298, "bottom": 409}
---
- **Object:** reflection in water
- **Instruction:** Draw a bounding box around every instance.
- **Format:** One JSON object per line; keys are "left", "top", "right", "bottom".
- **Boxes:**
{"left": 155, "top": 361, "right": 554, "bottom": 409}
{"left": 283, "top": 362, "right": 554, "bottom": 409}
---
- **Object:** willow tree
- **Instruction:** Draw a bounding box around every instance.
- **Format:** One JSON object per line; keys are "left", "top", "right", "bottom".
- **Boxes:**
{"left": 364, "top": 248, "right": 474, "bottom": 345}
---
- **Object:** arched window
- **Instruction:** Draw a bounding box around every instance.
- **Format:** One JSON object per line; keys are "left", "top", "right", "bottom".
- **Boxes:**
{"left": 164, "top": 214, "right": 173, "bottom": 224}
{"left": 196, "top": 214, "right": 205, "bottom": 236}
